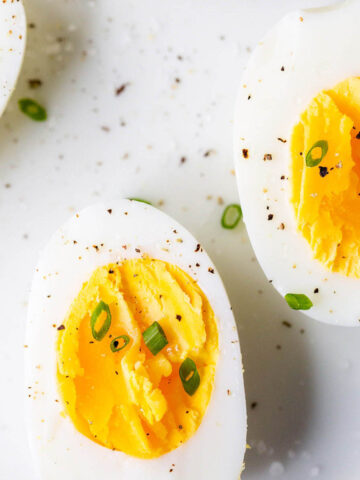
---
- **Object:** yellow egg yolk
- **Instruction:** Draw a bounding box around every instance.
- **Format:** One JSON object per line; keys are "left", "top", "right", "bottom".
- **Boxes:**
{"left": 56, "top": 258, "right": 219, "bottom": 458}
{"left": 291, "top": 77, "right": 360, "bottom": 277}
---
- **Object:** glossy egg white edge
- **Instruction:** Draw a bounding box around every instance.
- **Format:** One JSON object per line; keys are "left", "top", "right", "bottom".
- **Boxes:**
{"left": 234, "top": 0, "right": 360, "bottom": 326}
{"left": 25, "top": 201, "right": 247, "bottom": 480}
{"left": 0, "top": 1, "right": 26, "bottom": 116}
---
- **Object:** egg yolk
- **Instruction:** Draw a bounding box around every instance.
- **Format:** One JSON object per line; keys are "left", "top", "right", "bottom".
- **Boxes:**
{"left": 56, "top": 258, "right": 218, "bottom": 458}
{"left": 291, "top": 77, "right": 360, "bottom": 277}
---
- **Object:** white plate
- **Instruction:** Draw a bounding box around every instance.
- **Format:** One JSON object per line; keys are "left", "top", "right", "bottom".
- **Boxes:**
{"left": 1, "top": 1, "right": 359, "bottom": 479}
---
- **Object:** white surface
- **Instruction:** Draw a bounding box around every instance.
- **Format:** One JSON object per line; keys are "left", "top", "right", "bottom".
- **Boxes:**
{"left": 234, "top": 0, "right": 360, "bottom": 326}
{"left": 1, "top": 0, "right": 360, "bottom": 479}
{"left": 26, "top": 201, "right": 246, "bottom": 479}
{"left": 0, "top": 1, "right": 26, "bottom": 116}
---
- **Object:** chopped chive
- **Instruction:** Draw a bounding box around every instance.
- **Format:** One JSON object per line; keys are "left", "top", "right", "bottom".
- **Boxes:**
{"left": 128, "top": 198, "right": 152, "bottom": 205}
{"left": 142, "top": 321, "right": 168, "bottom": 355}
{"left": 110, "top": 335, "right": 130, "bottom": 352}
{"left": 221, "top": 204, "right": 242, "bottom": 229}
{"left": 305, "top": 140, "right": 328, "bottom": 167}
{"left": 18, "top": 98, "right": 47, "bottom": 121}
{"left": 179, "top": 358, "right": 200, "bottom": 396}
{"left": 90, "top": 301, "right": 112, "bottom": 341}
{"left": 285, "top": 293, "right": 313, "bottom": 310}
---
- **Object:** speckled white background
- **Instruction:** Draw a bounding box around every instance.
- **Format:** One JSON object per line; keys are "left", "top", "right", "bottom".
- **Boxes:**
{"left": 1, "top": 0, "right": 360, "bottom": 478}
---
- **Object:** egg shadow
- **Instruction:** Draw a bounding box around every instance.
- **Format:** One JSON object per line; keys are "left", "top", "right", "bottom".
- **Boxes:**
{"left": 0, "top": 0, "right": 89, "bottom": 147}
{"left": 205, "top": 228, "right": 315, "bottom": 478}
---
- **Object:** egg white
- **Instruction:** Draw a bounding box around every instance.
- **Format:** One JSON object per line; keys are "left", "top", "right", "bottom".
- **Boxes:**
{"left": 25, "top": 201, "right": 247, "bottom": 480}
{"left": 234, "top": 0, "right": 360, "bottom": 326}
{"left": 0, "top": 1, "right": 26, "bottom": 116}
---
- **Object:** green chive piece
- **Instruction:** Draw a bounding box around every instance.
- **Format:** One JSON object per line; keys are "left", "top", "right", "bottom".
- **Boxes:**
{"left": 90, "top": 301, "right": 112, "bottom": 341}
{"left": 142, "top": 321, "right": 168, "bottom": 355}
{"left": 128, "top": 198, "right": 152, "bottom": 205}
{"left": 110, "top": 335, "right": 130, "bottom": 352}
{"left": 18, "top": 98, "right": 47, "bottom": 122}
{"left": 179, "top": 358, "right": 200, "bottom": 396}
{"left": 221, "top": 203, "right": 242, "bottom": 229}
{"left": 285, "top": 293, "right": 313, "bottom": 310}
{"left": 305, "top": 140, "right": 328, "bottom": 167}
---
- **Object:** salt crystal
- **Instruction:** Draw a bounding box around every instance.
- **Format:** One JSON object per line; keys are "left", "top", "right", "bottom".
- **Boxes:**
{"left": 256, "top": 440, "right": 267, "bottom": 455}
{"left": 310, "top": 466, "right": 320, "bottom": 477}
{"left": 45, "top": 43, "right": 62, "bottom": 55}
{"left": 288, "top": 449, "right": 296, "bottom": 459}
{"left": 301, "top": 450, "right": 311, "bottom": 460}
{"left": 269, "top": 461, "right": 285, "bottom": 477}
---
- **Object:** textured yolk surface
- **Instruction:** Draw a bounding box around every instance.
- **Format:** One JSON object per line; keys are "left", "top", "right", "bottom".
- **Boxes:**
{"left": 291, "top": 77, "right": 360, "bottom": 277}
{"left": 56, "top": 258, "right": 218, "bottom": 458}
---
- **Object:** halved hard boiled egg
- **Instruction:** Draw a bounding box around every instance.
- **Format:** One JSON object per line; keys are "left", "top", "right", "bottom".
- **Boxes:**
{"left": 25, "top": 201, "right": 246, "bottom": 479}
{"left": 235, "top": 0, "right": 360, "bottom": 326}
{"left": 0, "top": 1, "right": 26, "bottom": 116}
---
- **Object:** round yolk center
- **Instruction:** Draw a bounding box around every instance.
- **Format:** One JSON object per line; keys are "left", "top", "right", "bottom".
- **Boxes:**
{"left": 56, "top": 258, "right": 219, "bottom": 458}
{"left": 290, "top": 77, "right": 360, "bottom": 277}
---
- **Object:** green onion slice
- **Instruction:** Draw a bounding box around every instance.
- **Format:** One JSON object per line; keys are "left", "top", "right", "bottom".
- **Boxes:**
{"left": 305, "top": 140, "right": 328, "bottom": 167}
{"left": 142, "top": 321, "right": 168, "bottom": 355}
{"left": 285, "top": 293, "right": 313, "bottom": 310}
{"left": 90, "top": 301, "right": 112, "bottom": 341}
{"left": 179, "top": 358, "right": 200, "bottom": 396}
{"left": 221, "top": 204, "right": 242, "bottom": 229}
{"left": 18, "top": 98, "right": 47, "bottom": 122}
{"left": 110, "top": 335, "right": 130, "bottom": 352}
{"left": 128, "top": 198, "right": 152, "bottom": 205}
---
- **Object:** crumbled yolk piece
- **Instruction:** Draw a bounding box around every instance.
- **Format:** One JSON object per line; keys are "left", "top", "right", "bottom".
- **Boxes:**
{"left": 56, "top": 258, "right": 218, "bottom": 458}
{"left": 291, "top": 77, "right": 360, "bottom": 277}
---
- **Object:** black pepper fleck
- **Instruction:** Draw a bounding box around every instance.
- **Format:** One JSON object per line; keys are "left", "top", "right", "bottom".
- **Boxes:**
{"left": 28, "top": 79, "right": 42, "bottom": 89}
{"left": 115, "top": 84, "right": 127, "bottom": 96}
{"left": 319, "top": 166, "right": 329, "bottom": 177}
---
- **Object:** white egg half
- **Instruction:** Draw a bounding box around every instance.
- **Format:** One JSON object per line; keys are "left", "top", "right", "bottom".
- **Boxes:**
{"left": 0, "top": 1, "right": 26, "bottom": 116}
{"left": 25, "top": 201, "right": 247, "bottom": 479}
{"left": 234, "top": 0, "right": 360, "bottom": 326}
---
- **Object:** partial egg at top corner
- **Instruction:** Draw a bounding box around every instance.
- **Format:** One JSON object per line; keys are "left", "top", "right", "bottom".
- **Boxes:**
{"left": 234, "top": 0, "right": 360, "bottom": 326}
{"left": 25, "top": 200, "right": 247, "bottom": 479}
{"left": 0, "top": 1, "right": 26, "bottom": 116}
